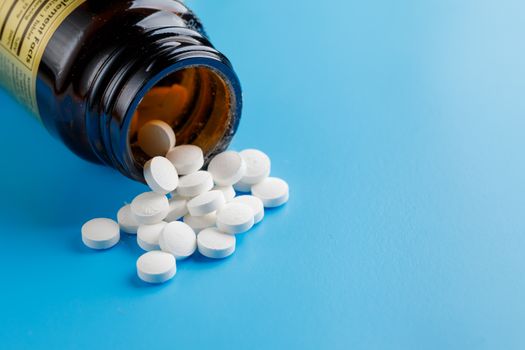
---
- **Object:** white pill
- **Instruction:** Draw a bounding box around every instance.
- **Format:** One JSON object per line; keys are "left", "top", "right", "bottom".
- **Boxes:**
{"left": 130, "top": 192, "right": 169, "bottom": 224}
{"left": 81, "top": 218, "right": 120, "bottom": 250}
{"left": 138, "top": 120, "right": 176, "bottom": 158}
{"left": 183, "top": 212, "right": 217, "bottom": 233}
{"left": 137, "top": 221, "right": 167, "bottom": 251}
{"left": 176, "top": 170, "right": 214, "bottom": 197}
{"left": 197, "top": 227, "right": 236, "bottom": 259}
{"left": 233, "top": 179, "right": 252, "bottom": 193}
{"left": 187, "top": 190, "right": 226, "bottom": 217}
{"left": 232, "top": 195, "right": 264, "bottom": 224}
{"left": 166, "top": 145, "right": 204, "bottom": 175}
{"left": 216, "top": 202, "right": 255, "bottom": 234}
{"left": 136, "top": 251, "right": 176, "bottom": 284}
{"left": 165, "top": 196, "right": 188, "bottom": 222}
{"left": 251, "top": 177, "right": 289, "bottom": 208}
{"left": 213, "top": 185, "right": 236, "bottom": 202}
{"left": 208, "top": 151, "right": 246, "bottom": 186}
{"left": 239, "top": 149, "right": 271, "bottom": 185}
{"left": 117, "top": 204, "right": 140, "bottom": 234}
{"left": 143, "top": 156, "right": 178, "bottom": 194}
{"left": 159, "top": 221, "right": 197, "bottom": 260}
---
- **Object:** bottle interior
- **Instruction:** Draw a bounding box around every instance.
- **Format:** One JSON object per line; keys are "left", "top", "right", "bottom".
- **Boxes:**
{"left": 128, "top": 66, "right": 233, "bottom": 166}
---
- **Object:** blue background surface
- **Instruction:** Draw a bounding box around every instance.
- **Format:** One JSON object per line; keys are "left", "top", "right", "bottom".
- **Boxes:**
{"left": 1, "top": 0, "right": 525, "bottom": 349}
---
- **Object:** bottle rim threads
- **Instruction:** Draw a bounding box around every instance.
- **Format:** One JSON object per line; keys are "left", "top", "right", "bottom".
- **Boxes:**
{"left": 85, "top": 26, "right": 242, "bottom": 182}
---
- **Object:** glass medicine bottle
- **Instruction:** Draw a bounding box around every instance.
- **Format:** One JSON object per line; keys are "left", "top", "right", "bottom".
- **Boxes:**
{"left": 0, "top": 0, "right": 242, "bottom": 181}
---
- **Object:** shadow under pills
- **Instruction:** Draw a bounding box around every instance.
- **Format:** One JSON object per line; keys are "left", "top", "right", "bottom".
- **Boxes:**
{"left": 0, "top": 110, "right": 145, "bottom": 233}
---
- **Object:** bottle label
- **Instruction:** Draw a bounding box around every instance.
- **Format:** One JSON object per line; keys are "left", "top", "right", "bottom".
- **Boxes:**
{"left": 0, "top": 0, "right": 85, "bottom": 117}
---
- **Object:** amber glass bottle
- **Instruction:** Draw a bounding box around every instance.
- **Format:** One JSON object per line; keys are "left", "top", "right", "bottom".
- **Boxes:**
{"left": 0, "top": 0, "right": 242, "bottom": 182}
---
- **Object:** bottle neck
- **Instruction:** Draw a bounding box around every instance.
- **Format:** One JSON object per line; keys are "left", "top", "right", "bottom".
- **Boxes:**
{"left": 87, "top": 26, "right": 242, "bottom": 182}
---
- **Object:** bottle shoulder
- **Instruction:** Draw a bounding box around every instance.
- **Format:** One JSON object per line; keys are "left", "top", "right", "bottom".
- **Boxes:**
{"left": 39, "top": 0, "right": 205, "bottom": 93}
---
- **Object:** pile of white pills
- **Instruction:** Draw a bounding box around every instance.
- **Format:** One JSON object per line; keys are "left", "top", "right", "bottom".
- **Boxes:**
{"left": 81, "top": 120, "right": 289, "bottom": 284}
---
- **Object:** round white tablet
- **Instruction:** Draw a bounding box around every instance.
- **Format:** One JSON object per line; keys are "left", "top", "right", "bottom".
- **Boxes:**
{"left": 207, "top": 151, "right": 246, "bottom": 186}
{"left": 137, "top": 221, "right": 167, "bottom": 251}
{"left": 130, "top": 192, "right": 169, "bottom": 224}
{"left": 197, "top": 227, "right": 236, "bottom": 259}
{"left": 138, "top": 120, "right": 176, "bottom": 158}
{"left": 81, "top": 218, "right": 120, "bottom": 250}
{"left": 213, "top": 185, "right": 236, "bottom": 202}
{"left": 239, "top": 149, "right": 271, "bottom": 185}
{"left": 117, "top": 204, "right": 140, "bottom": 234}
{"left": 136, "top": 251, "right": 176, "bottom": 284}
{"left": 143, "top": 156, "right": 178, "bottom": 194}
{"left": 166, "top": 145, "right": 204, "bottom": 175}
{"left": 216, "top": 202, "right": 254, "bottom": 234}
{"left": 159, "top": 221, "right": 197, "bottom": 260}
{"left": 165, "top": 196, "right": 188, "bottom": 222}
{"left": 251, "top": 177, "right": 289, "bottom": 208}
{"left": 187, "top": 190, "right": 226, "bottom": 217}
{"left": 233, "top": 179, "right": 252, "bottom": 193}
{"left": 183, "top": 212, "right": 217, "bottom": 233}
{"left": 232, "top": 195, "right": 265, "bottom": 224}
{"left": 176, "top": 170, "right": 214, "bottom": 197}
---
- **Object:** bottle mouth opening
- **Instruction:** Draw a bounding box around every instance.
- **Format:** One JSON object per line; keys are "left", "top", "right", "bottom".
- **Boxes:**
{"left": 127, "top": 64, "right": 235, "bottom": 174}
